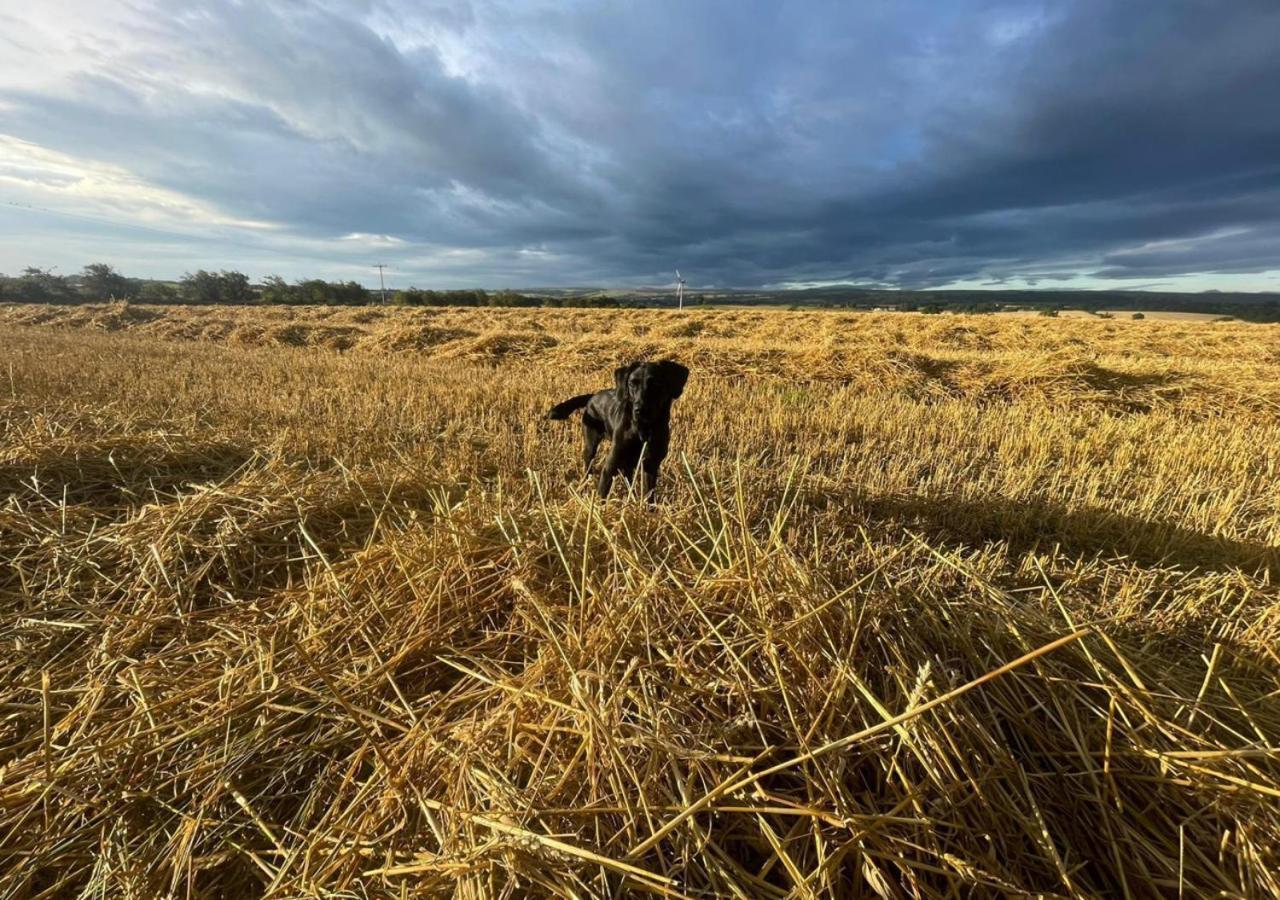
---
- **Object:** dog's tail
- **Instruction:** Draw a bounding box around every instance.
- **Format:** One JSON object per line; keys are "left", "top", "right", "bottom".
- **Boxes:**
{"left": 547, "top": 393, "right": 593, "bottom": 420}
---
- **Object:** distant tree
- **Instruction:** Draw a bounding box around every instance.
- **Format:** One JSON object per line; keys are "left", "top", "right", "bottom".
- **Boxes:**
{"left": 259, "top": 275, "right": 296, "bottom": 305}
{"left": 293, "top": 279, "right": 332, "bottom": 305}
{"left": 180, "top": 270, "right": 221, "bottom": 304}
{"left": 330, "top": 280, "right": 371, "bottom": 306}
{"left": 180, "top": 270, "right": 253, "bottom": 304}
{"left": 219, "top": 270, "right": 253, "bottom": 304}
{"left": 137, "top": 281, "right": 180, "bottom": 304}
{"left": 287, "top": 279, "right": 370, "bottom": 305}
{"left": 80, "top": 263, "right": 136, "bottom": 300}
{"left": 14, "top": 267, "right": 76, "bottom": 303}
{"left": 1132, "top": 312, "right": 1145, "bottom": 320}
{"left": 254, "top": 277, "right": 370, "bottom": 306}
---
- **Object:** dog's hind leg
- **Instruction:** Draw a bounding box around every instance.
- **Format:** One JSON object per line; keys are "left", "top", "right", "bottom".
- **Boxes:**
{"left": 582, "top": 415, "right": 605, "bottom": 474}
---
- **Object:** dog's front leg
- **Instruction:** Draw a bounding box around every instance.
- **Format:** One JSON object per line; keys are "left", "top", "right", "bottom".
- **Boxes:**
{"left": 641, "top": 462, "right": 660, "bottom": 503}
{"left": 597, "top": 444, "right": 623, "bottom": 498}
{"left": 640, "top": 438, "right": 667, "bottom": 504}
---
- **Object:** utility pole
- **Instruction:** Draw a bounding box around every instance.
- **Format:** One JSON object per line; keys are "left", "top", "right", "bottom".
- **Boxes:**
{"left": 374, "top": 264, "right": 387, "bottom": 304}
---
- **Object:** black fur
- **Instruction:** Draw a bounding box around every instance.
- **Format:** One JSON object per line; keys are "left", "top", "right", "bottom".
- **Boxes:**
{"left": 546, "top": 359, "right": 689, "bottom": 501}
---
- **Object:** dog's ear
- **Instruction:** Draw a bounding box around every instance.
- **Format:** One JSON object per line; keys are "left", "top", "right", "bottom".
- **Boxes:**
{"left": 655, "top": 360, "right": 689, "bottom": 399}
{"left": 614, "top": 362, "right": 640, "bottom": 402}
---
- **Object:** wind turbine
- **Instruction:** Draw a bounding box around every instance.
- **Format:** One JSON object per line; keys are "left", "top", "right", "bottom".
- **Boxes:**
{"left": 675, "top": 270, "right": 686, "bottom": 310}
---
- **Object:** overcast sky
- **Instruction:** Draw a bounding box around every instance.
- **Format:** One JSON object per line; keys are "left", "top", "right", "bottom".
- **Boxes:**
{"left": 1, "top": 0, "right": 1278, "bottom": 291}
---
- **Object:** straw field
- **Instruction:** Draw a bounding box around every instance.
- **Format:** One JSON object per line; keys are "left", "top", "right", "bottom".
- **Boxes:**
{"left": 2, "top": 302, "right": 1279, "bottom": 898}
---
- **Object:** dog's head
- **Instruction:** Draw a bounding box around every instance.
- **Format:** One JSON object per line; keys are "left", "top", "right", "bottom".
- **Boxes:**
{"left": 614, "top": 359, "right": 688, "bottom": 441}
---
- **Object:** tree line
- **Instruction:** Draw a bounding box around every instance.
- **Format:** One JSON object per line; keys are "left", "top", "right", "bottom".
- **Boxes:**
{"left": 388, "top": 288, "right": 619, "bottom": 308}
{"left": 8, "top": 263, "right": 1277, "bottom": 319}
{"left": 0, "top": 264, "right": 624, "bottom": 308}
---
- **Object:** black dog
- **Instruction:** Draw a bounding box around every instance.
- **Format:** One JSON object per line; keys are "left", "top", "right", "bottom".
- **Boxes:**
{"left": 547, "top": 360, "right": 689, "bottom": 500}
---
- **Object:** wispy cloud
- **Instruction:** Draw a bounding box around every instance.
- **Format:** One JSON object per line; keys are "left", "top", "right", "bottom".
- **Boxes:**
{"left": 0, "top": 136, "right": 278, "bottom": 230}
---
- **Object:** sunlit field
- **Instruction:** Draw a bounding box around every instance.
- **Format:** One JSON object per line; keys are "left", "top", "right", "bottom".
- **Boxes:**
{"left": 2, "top": 302, "right": 1278, "bottom": 897}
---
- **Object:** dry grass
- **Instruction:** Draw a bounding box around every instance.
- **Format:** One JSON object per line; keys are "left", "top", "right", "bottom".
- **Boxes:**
{"left": 2, "top": 302, "right": 1278, "bottom": 898}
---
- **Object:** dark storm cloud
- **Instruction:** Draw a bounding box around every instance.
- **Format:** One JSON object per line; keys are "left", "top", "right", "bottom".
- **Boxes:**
{"left": 1, "top": 0, "right": 1278, "bottom": 287}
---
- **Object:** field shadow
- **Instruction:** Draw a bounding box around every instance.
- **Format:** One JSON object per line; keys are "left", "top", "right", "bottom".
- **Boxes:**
{"left": 0, "top": 439, "right": 257, "bottom": 508}
{"left": 1072, "top": 362, "right": 1186, "bottom": 411}
{"left": 975, "top": 361, "right": 1188, "bottom": 412}
{"left": 826, "top": 486, "right": 1278, "bottom": 577}
{"left": 109, "top": 476, "right": 474, "bottom": 608}
{"left": 866, "top": 350, "right": 965, "bottom": 397}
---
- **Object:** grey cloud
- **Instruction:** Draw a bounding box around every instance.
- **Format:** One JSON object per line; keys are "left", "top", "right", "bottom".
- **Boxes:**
{"left": 1, "top": 0, "right": 1278, "bottom": 288}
